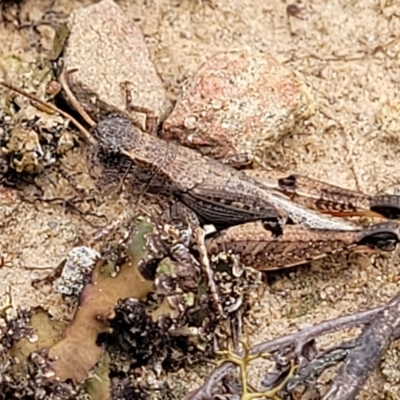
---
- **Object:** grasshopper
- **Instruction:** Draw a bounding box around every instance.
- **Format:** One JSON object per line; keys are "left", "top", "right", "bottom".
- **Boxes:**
{"left": 89, "top": 114, "right": 367, "bottom": 233}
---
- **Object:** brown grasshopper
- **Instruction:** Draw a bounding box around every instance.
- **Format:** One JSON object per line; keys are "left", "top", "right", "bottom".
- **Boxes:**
{"left": 89, "top": 114, "right": 369, "bottom": 234}
{"left": 1, "top": 77, "right": 399, "bottom": 267}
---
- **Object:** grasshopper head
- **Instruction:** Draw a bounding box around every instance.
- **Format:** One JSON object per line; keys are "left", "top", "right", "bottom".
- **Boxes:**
{"left": 91, "top": 114, "right": 141, "bottom": 153}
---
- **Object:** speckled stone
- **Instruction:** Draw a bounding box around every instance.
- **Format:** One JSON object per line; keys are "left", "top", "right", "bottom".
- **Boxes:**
{"left": 162, "top": 48, "right": 316, "bottom": 158}
{"left": 62, "top": 0, "right": 172, "bottom": 126}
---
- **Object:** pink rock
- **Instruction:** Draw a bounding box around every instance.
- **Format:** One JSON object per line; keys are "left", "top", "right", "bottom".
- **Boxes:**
{"left": 162, "top": 49, "right": 316, "bottom": 158}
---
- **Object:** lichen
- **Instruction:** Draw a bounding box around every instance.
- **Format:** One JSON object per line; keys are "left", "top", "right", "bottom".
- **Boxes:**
{"left": 47, "top": 218, "right": 155, "bottom": 383}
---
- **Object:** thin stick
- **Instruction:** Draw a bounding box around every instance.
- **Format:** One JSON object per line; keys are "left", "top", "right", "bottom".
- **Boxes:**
{"left": 0, "top": 81, "right": 96, "bottom": 145}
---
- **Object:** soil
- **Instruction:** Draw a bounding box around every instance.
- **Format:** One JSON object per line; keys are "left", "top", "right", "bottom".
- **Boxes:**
{"left": 1, "top": 0, "right": 400, "bottom": 398}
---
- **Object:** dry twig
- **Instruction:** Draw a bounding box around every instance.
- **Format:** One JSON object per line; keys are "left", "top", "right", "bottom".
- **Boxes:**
{"left": 323, "top": 291, "right": 400, "bottom": 400}
{"left": 184, "top": 291, "right": 400, "bottom": 400}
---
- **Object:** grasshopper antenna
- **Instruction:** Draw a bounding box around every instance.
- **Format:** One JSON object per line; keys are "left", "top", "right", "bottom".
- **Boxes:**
{"left": 57, "top": 66, "right": 97, "bottom": 129}
{"left": 0, "top": 80, "right": 96, "bottom": 145}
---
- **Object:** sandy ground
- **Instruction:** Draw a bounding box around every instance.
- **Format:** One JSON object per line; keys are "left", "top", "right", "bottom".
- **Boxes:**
{"left": 1, "top": 0, "right": 400, "bottom": 398}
